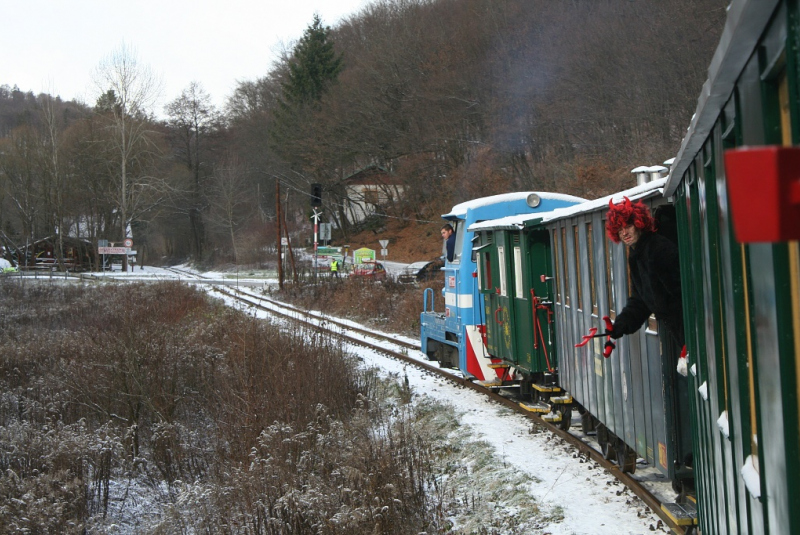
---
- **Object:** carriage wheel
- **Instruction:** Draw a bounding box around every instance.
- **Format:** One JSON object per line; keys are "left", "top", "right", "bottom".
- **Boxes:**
{"left": 580, "top": 411, "right": 596, "bottom": 435}
{"left": 596, "top": 424, "right": 616, "bottom": 460}
{"left": 558, "top": 405, "right": 573, "bottom": 431}
{"left": 615, "top": 439, "right": 637, "bottom": 474}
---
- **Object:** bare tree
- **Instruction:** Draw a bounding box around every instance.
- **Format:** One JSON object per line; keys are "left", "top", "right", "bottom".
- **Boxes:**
{"left": 165, "top": 81, "right": 220, "bottom": 261}
{"left": 93, "top": 43, "right": 164, "bottom": 268}
{"left": 207, "top": 156, "right": 255, "bottom": 264}
{"left": 38, "top": 92, "right": 68, "bottom": 269}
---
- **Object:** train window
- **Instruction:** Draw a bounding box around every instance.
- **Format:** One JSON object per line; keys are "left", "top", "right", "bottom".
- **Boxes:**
{"left": 779, "top": 67, "right": 792, "bottom": 147}
{"left": 574, "top": 225, "right": 582, "bottom": 311}
{"left": 625, "top": 243, "right": 632, "bottom": 301}
{"left": 483, "top": 252, "right": 492, "bottom": 291}
{"left": 476, "top": 253, "right": 483, "bottom": 288}
{"left": 587, "top": 223, "right": 598, "bottom": 315}
{"left": 553, "top": 229, "right": 561, "bottom": 304}
{"left": 604, "top": 226, "right": 616, "bottom": 319}
{"left": 514, "top": 246, "right": 524, "bottom": 299}
{"left": 561, "top": 227, "right": 570, "bottom": 307}
{"left": 452, "top": 222, "right": 464, "bottom": 264}
{"left": 498, "top": 246, "right": 507, "bottom": 297}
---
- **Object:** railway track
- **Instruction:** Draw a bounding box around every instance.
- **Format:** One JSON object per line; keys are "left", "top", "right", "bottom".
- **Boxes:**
{"left": 207, "top": 281, "right": 689, "bottom": 535}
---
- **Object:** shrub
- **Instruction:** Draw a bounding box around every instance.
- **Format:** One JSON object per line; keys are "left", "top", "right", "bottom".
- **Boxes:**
{"left": 0, "top": 280, "right": 440, "bottom": 533}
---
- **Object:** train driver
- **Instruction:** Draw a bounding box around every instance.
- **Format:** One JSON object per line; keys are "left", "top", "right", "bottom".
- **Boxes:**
{"left": 441, "top": 223, "right": 456, "bottom": 263}
{"left": 605, "top": 198, "right": 688, "bottom": 374}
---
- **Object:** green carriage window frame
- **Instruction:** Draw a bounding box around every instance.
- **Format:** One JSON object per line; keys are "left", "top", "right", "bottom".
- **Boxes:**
{"left": 574, "top": 225, "right": 583, "bottom": 311}
{"left": 553, "top": 229, "right": 561, "bottom": 304}
{"left": 586, "top": 222, "right": 598, "bottom": 315}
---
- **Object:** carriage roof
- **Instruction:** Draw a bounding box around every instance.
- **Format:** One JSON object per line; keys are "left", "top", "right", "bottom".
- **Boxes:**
{"left": 444, "top": 191, "right": 586, "bottom": 219}
{"left": 468, "top": 178, "right": 666, "bottom": 232}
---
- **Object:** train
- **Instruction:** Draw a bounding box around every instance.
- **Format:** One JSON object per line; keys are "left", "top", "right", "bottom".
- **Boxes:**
{"left": 420, "top": 1, "right": 799, "bottom": 533}
{"left": 419, "top": 192, "right": 586, "bottom": 380}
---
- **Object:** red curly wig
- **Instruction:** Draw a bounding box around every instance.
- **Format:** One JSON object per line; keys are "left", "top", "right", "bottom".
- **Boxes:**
{"left": 606, "top": 197, "right": 656, "bottom": 243}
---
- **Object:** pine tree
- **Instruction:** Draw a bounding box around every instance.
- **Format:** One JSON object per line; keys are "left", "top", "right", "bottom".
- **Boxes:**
{"left": 281, "top": 14, "right": 343, "bottom": 106}
{"left": 270, "top": 14, "right": 344, "bottom": 167}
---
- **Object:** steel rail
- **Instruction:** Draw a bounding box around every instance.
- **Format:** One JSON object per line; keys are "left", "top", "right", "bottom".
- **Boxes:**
{"left": 215, "top": 284, "right": 684, "bottom": 534}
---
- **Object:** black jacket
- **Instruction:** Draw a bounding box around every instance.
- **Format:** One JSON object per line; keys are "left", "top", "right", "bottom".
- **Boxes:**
{"left": 612, "top": 231, "right": 685, "bottom": 346}
{"left": 445, "top": 234, "right": 456, "bottom": 262}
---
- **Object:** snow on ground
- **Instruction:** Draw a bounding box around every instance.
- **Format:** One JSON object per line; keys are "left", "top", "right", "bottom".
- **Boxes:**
{"left": 353, "top": 349, "right": 664, "bottom": 534}
{"left": 70, "top": 265, "right": 667, "bottom": 534}
{"left": 213, "top": 285, "right": 668, "bottom": 534}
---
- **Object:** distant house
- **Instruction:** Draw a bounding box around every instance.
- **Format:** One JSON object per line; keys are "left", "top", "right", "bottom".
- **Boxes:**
{"left": 12, "top": 236, "right": 95, "bottom": 271}
{"left": 343, "top": 165, "right": 405, "bottom": 224}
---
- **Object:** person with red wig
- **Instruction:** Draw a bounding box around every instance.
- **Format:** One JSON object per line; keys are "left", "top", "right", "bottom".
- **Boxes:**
{"left": 606, "top": 198, "right": 686, "bottom": 366}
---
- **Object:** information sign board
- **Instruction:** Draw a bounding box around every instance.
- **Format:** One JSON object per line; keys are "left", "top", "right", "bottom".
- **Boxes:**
{"left": 98, "top": 247, "right": 129, "bottom": 254}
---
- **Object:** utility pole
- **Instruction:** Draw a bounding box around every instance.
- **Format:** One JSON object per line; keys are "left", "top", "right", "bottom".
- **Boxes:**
{"left": 276, "top": 180, "right": 284, "bottom": 289}
{"left": 283, "top": 208, "right": 297, "bottom": 283}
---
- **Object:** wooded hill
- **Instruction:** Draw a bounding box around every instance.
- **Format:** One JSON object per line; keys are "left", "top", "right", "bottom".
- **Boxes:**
{"left": 0, "top": 0, "right": 727, "bottom": 267}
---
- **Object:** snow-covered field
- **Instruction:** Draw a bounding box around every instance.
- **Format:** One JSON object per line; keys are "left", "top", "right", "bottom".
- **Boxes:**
{"left": 38, "top": 265, "right": 669, "bottom": 534}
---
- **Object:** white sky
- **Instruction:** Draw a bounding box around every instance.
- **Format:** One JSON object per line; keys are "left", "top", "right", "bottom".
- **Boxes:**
{"left": 1, "top": 0, "right": 371, "bottom": 115}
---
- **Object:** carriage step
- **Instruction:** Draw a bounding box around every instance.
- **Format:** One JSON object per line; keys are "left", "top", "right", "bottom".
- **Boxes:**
{"left": 477, "top": 380, "right": 521, "bottom": 389}
{"left": 531, "top": 383, "right": 561, "bottom": 393}
{"left": 541, "top": 410, "right": 564, "bottom": 423}
{"left": 550, "top": 395, "right": 573, "bottom": 404}
{"left": 477, "top": 379, "right": 503, "bottom": 388}
{"left": 519, "top": 401, "right": 551, "bottom": 413}
{"left": 661, "top": 502, "right": 698, "bottom": 526}
{"left": 487, "top": 363, "right": 510, "bottom": 369}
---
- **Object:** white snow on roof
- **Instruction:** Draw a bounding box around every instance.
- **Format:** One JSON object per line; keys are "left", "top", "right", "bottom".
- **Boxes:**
{"left": 444, "top": 191, "right": 587, "bottom": 218}
{"left": 469, "top": 178, "right": 666, "bottom": 231}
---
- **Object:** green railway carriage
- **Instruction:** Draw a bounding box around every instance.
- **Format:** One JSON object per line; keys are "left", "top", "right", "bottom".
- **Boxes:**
{"left": 666, "top": 1, "right": 800, "bottom": 533}
{"left": 539, "top": 183, "right": 692, "bottom": 486}
{"left": 471, "top": 221, "right": 561, "bottom": 400}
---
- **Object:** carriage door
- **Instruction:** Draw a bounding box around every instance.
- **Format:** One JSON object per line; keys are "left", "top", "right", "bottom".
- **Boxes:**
{"left": 492, "top": 234, "right": 515, "bottom": 362}
{"left": 511, "top": 233, "right": 531, "bottom": 368}
{"left": 522, "top": 230, "right": 554, "bottom": 372}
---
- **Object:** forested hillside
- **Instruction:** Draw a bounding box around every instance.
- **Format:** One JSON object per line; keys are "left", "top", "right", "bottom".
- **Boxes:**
{"left": 0, "top": 0, "right": 727, "bottom": 267}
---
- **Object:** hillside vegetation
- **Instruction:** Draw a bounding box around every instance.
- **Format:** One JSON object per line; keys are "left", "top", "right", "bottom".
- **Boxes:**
{"left": 0, "top": 0, "right": 727, "bottom": 268}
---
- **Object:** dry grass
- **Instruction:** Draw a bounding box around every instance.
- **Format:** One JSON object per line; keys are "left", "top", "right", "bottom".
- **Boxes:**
{"left": 0, "top": 279, "right": 444, "bottom": 534}
{"left": 273, "top": 277, "right": 444, "bottom": 338}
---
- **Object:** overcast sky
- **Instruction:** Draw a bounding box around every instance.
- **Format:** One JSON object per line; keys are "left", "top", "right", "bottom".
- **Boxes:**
{"left": 2, "top": 0, "right": 371, "bottom": 114}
